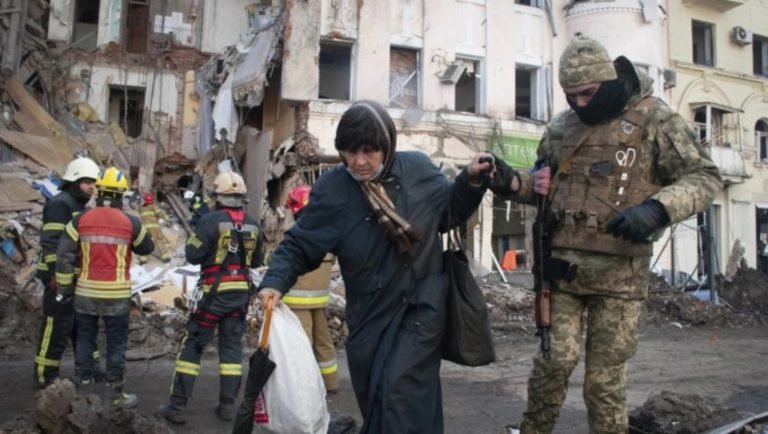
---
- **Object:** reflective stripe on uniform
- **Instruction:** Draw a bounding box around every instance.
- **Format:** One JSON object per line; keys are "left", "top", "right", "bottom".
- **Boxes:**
{"left": 76, "top": 287, "right": 131, "bottom": 299}
{"left": 144, "top": 223, "right": 161, "bottom": 229}
{"left": 319, "top": 359, "right": 338, "bottom": 375}
{"left": 44, "top": 254, "right": 57, "bottom": 263}
{"left": 65, "top": 222, "right": 79, "bottom": 241}
{"left": 187, "top": 233, "right": 203, "bottom": 248}
{"left": 76, "top": 279, "right": 132, "bottom": 290}
{"left": 42, "top": 222, "right": 66, "bottom": 231}
{"left": 133, "top": 226, "right": 148, "bottom": 247}
{"left": 81, "top": 242, "right": 90, "bottom": 280}
{"left": 56, "top": 272, "right": 74, "bottom": 286}
{"left": 35, "top": 316, "right": 55, "bottom": 384}
{"left": 219, "top": 363, "right": 242, "bottom": 376}
{"left": 34, "top": 356, "right": 61, "bottom": 367}
{"left": 115, "top": 244, "right": 128, "bottom": 284}
{"left": 80, "top": 235, "right": 129, "bottom": 245}
{"left": 174, "top": 360, "right": 200, "bottom": 376}
{"left": 202, "top": 281, "right": 250, "bottom": 293}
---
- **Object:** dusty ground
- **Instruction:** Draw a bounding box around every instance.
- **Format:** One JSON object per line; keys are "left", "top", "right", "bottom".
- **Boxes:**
{"left": 1, "top": 320, "right": 767, "bottom": 433}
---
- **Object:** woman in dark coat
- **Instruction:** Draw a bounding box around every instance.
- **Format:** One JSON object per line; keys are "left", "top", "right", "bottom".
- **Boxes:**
{"left": 258, "top": 101, "right": 495, "bottom": 433}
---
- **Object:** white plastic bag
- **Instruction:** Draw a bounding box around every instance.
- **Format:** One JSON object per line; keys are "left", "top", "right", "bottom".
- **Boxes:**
{"left": 255, "top": 304, "right": 330, "bottom": 434}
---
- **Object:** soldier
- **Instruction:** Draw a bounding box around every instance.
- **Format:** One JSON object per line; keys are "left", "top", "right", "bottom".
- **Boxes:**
{"left": 158, "top": 171, "right": 264, "bottom": 424}
{"left": 282, "top": 185, "right": 339, "bottom": 393}
{"left": 488, "top": 35, "right": 723, "bottom": 433}
{"left": 55, "top": 167, "right": 154, "bottom": 409}
{"left": 137, "top": 192, "right": 172, "bottom": 263}
{"left": 33, "top": 156, "right": 101, "bottom": 388}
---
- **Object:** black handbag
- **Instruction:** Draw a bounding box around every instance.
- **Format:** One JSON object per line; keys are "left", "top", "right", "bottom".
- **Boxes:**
{"left": 442, "top": 230, "right": 496, "bottom": 367}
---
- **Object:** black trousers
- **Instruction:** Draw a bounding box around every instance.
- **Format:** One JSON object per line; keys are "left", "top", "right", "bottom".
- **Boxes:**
{"left": 74, "top": 313, "right": 129, "bottom": 383}
{"left": 33, "top": 279, "right": 76, "bottom": 386}
{"left": 169, "top": 309, "right": 245, "bottom": 407}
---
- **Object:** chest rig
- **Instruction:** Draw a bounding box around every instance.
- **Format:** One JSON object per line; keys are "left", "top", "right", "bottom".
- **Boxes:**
{"left": 549, "top": 97, "right": 661, "bottom": 257}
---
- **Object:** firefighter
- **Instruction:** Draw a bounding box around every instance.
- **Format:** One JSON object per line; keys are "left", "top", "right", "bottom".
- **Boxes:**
{"left": 55, "top": 167, "right": 154, "bottom": 409}
{"left": 137, "top": 192, "right": 172, "bottom": 263}
{"left": 33, "top": 156, "right": 101, "bottom": 388}
{"left": 283, "top": 185, "right": 339, "bottom": 393}
{"left": 159, "top": 170, "right": 264, "bottom": 424}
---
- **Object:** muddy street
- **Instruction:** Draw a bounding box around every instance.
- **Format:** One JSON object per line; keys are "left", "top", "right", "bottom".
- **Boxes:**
{"left": 2, "top": 322, "right": 767, "bottom": 433}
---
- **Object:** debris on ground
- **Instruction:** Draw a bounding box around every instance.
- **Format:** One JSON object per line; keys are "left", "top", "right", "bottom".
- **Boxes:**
{"left": 645, "top": 271, "right": 768, "bottom": 327}
{"left": 629, "top": 390, "right": 743, "bottom": 434}
{"left": 0, "top": 379, "right": 171, "bottom": 434}
{"left": 328, "top": 413, "right": 358, "bottom": 434}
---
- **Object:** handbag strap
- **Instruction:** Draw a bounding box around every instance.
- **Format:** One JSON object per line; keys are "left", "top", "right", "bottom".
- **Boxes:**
{"left": 259, "top": 298, "right": 275, "bottom": 350}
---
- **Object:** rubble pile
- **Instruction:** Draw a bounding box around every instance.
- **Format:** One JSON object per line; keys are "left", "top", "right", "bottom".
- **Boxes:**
{"left": 480, "top": 276, "right": 535, "bottom": 326}
{"left": 125, "top": 305, "right": 188, "bottom": 361}
{"left": 720, "top": 267, "right": 768, "bottom": 316}
{"left": 0, "top": 268, "right": 43, "bottom": 356}
{"left": 328, "top": 280, "right": 349, "bottom": 348}
{"left": 645, "top": 272, "right": 768, "bottom": 327}
{"left": 629, "top": 390, "right": 742, "bottom": 434}
{"left": 0, "top": 379, "right": 171, "bottom": 434}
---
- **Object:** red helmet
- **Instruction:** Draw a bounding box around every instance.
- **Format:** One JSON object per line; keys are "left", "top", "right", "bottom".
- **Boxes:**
{"left": 286, "top": 185, "right": 311, "bottom": 215}
{"left": 143, "top": 192, "right": 154, "bottom": 205}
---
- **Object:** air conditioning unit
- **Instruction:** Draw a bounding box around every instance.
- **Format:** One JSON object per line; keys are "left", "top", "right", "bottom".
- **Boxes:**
{"left": 732, "top": 26, "right": 753, "bottom": 46}
{"left": 663, "top": 68, "right": 677, "bottom": 89}
{"left": 439, "top": 61, "right": 467, "bottom": 84}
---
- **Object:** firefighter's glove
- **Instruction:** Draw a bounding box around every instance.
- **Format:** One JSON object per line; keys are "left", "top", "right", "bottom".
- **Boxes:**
{"left": 487, "top": 156, "right": 520, "bottom": 196}
{"left": 606, "top": 199, "right": 670, "bottom": 243}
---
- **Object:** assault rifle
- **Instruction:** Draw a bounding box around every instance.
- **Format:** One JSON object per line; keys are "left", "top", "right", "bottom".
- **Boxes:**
{"left": 532, "top": 161, "right": 577, "bottom": 360}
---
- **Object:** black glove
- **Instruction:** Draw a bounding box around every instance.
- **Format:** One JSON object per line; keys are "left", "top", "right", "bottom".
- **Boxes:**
{"left": 488, "top": 155, "right": 519, "bottom": 196}
{"left": 606, "top": 199, "right": 670, "bottom": 243}
{"left": 55, "top": 293, "right": 73, "bottom": 304}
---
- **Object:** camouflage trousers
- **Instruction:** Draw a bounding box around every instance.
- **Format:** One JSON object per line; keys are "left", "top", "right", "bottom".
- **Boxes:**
{"left": 520, "top": 291, "right": 643, "bottom": 434}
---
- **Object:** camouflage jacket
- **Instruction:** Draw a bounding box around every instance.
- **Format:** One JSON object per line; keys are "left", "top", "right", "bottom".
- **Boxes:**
{"left": 512, "top": 56, "right": 723, "bottom": 299}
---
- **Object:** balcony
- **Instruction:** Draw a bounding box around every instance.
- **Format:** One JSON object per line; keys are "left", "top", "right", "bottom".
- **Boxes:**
{"left": 682, "top": 0, "right": 746, "bottom": 12}
{"left": 709, "top": 146, "right": 748, "bottom": 184}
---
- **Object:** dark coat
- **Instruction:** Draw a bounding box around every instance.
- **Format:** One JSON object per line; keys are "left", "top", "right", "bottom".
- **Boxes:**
{"left": 260, "top": 151, "right": 486, "bottom": 434}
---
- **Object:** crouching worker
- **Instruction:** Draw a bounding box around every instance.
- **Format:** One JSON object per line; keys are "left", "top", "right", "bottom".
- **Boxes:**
{"left": 55, "top": 167, "right": 154, "bottom": 409}
{"left": 159, "top": 170, "right": 264, "bottom": 424}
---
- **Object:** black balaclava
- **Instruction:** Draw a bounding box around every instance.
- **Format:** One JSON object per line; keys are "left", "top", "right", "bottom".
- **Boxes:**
{"left": 567, "top": 79, "right": 630, "bottom": 126}
{"left": 64, "top": 180, "right": 93, "bottom": 206}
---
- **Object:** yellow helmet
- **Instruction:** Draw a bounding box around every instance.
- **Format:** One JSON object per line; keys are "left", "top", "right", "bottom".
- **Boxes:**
{"left": 96, "top": 167, "right": 129, "bottom": 195}
{"left": 213, "top": 171, "right": 247, "bottom": 195}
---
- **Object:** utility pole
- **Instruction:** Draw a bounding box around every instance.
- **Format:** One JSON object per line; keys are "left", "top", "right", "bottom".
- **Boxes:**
{"left": 704, "top": 207, "right": 719, "bottom": 304}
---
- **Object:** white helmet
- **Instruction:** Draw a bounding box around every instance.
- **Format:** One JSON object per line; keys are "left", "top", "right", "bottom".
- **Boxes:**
{"left": 62, "top": 157, "right": 100, "bottom": 183}
{"left": 212, "top": 171, "right": 247, "bottom": 195}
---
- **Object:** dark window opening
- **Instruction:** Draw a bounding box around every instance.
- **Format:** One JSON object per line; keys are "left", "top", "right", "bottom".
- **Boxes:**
{"left": 754, "top": 34, "right": 768, "bottom": 77}
{"left": 389, "top": 47, "right": 419, "bottom": 108}
{"left": 515, "top": 67, "right": 533, "bottom": 119}
{"left": 318, "top": 42, "right": 352, "bottom": 100}
{"left": 109, "top": 86, "right": 145, "bottom": 138}
{"left": 72, "top": 0, "right": 100, "bottom": 50}
{"left": 692, "top": 21, "right": 715, "bottom": 66}
{"left": 757, "top": 120, "right": 768, "bottom": 162}
{"left": 455, "top": 60, "right": 478, "bottom": 113}
{"left": 515, "top": 0, "right": 542, "bottom": 6}
{"left": 125, "top": 0, "right": 150, "bottom": 54}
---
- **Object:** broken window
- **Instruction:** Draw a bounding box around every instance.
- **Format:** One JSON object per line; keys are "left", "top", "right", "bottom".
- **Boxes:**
{"left": 692, "top": 20, "right": 715, "bottom": 66}
{"left": 694, "top": 107, "right": 724, "bottom": 147}
{"left": 757, "top": 119, "right": 768, "bottom": 162}
{"left": 516, "top": 66, "right": 543, "bottom": 120}
{"left": 454, "top": 59, "right": 480, "bottom": 113}
{"left": 318, "top": 42, "right": 352, "bottom": 100}
{"left": 754, "top": 34, "right": 768, "bottom": 77}
{"left": 389, "top": 47, "right": 420, "bottom": 108}
{"left": 109, "top": 86, "right": 145, "bottom": 138}
{"left": 125, "top": 0, "right": 150, "bottom": 54}
{"left": 72, "top": 0, "right": 99, "bottom": 50}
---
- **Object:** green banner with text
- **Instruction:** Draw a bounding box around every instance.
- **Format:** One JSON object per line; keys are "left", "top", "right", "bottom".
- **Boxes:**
{"left": 488, "top": 134, "right": 541, "bottom": 169}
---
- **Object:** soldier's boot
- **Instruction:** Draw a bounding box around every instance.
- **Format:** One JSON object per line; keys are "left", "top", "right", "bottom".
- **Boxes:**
{"left": 215, "top": 402, "right": 236, "bottom": 421}
{"left": 107, "top": 381, "right": 138, "bottom": 410}
{"left": 157, "top": 404, "right": 186, "bottom": 425}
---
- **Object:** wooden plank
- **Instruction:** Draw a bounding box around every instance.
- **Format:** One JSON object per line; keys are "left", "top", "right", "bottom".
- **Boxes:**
{"left": 0, "top": 129, "right": 70, "bottom": 172}
{"left": 0, "top": 202, "right": 39, "bottom": 212}
{"left": 0, "top": 174, "right": 40, "bottom": 202}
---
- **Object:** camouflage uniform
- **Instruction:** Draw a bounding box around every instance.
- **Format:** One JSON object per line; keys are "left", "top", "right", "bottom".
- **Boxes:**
{"left": 510, "top": 36, "right": 723, "bottom": 434}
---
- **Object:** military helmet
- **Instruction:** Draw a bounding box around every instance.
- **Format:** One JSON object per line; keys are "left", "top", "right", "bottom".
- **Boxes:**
{"left": 213, "top": 171, "right": 247, "bottom": 195}
{"left": 558, "top": 34, "right": 617, "bottom": 88}
{"left": 96, "top": 167, "right": 129, "bottom": 195}
{"left": 62, "top": 157, "right": 100, "bottom": 183}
